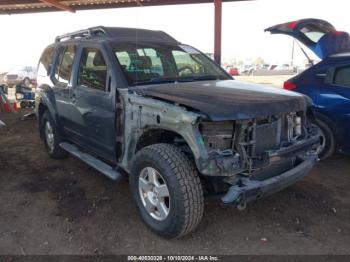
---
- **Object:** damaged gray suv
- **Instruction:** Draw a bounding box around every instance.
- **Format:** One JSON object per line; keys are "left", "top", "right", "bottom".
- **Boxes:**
{"left": 35, "top": 27, "right": 320, "bottom": 238}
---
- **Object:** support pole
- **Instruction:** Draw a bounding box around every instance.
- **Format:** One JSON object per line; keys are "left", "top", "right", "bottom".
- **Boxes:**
{"left": 214, "top": 0, "right": 222, "bottom": 65}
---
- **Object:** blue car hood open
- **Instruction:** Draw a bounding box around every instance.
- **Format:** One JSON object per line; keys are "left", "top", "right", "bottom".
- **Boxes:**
{"left": 265, "top": 18, "right": 350, "bottom": 59}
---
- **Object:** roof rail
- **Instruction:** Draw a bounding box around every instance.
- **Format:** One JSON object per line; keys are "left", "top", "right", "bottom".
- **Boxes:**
{"left": 55, "top": 26, "right": 108, "bottom": 42}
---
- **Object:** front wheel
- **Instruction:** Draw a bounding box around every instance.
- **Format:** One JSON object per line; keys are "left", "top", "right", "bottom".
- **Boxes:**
{"left": 129, "top": 144, "right": 204, "bottom": 238}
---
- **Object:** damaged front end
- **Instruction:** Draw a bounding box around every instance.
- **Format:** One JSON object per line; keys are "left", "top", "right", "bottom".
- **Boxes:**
{"left": 121, "top": 88, "right": 318, "bottom": 208}
{"left": 196, "top": 111, "right": 319, "bottom": 207}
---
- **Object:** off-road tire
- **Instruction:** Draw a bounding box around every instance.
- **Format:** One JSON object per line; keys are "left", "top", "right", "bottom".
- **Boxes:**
{"left": 314, "top": 117, "right": 336, "bottom": 160}
{"left": 40, "top": 111, "right": 68, "bottom": 159}
{"left": 129, "top": 143, "right": 204, "bottom": 238}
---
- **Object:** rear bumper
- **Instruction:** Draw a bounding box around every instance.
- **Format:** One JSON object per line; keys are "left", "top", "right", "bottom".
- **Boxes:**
{"left": 222, "top": 152, "right": 317, "bottom": 205}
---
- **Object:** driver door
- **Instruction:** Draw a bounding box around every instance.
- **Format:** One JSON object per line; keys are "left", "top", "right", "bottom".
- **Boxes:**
{"left": 70, "top": 45, "right": 116, "bottom": 162}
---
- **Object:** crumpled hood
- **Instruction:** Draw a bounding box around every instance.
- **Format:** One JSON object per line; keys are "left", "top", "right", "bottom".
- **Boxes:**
{"left": 131, "top": 80, "right": 309, "bottom": 121}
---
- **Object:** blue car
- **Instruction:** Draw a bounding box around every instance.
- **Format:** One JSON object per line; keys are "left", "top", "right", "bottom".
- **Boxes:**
{"left": 266, "top": 19, "right": 350, "bottom": 159}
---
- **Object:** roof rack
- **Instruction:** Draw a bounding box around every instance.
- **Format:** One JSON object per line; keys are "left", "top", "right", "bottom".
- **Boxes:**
{"left": 55, "top": 26, "right": 108, "bottom": 42}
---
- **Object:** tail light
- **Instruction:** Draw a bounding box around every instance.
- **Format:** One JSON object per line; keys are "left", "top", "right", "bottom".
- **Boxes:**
{"left": 283, "top": 81, "right": 296, "bottom": 90}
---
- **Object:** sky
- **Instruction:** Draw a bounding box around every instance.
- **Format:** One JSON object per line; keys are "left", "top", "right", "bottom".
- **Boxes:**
{"left": 0, "top": 0, "right": 349, "bottom": 71}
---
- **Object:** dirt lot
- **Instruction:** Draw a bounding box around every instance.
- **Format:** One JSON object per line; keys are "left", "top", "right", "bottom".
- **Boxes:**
{"left": 1, "top": 109, "right": 350, "bottom": 255}
{"left": 235, "top": 75, "right": 290, "bottom": 87}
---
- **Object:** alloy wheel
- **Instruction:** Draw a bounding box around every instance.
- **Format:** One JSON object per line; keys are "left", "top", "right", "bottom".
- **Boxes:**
{"left": 138, "top": 167, "right": 170, "bottom": 221}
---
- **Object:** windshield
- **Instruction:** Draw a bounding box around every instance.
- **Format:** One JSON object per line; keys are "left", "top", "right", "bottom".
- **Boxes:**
{"left": 112, "top": 42, "right": 230, "bottom": 86}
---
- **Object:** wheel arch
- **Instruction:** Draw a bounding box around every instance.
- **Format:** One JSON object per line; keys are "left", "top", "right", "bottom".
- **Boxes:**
{"left": 37, "top": 95, "right": 60, "bottom": 139}
{"left": 135, "top": 128, "right": 194, "bottom": 157}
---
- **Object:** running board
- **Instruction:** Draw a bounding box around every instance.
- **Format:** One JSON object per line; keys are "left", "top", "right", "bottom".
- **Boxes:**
{"left": 60, "top": 142, "right": 123, "bottom": 181}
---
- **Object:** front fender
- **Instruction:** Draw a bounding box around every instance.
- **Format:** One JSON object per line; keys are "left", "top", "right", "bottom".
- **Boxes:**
{"left": 119, "top": 90, "right": 209, "bottom": 172}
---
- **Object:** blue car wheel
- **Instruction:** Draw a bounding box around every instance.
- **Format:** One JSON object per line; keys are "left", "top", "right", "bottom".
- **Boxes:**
{"left": 314, "top": 118, "right": 336, "bottom": 159}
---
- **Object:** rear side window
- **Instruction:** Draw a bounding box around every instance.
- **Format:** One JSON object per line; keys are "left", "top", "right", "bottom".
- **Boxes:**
{"left": 55, "top": 45, "right": 76, "bottom": 87}
{"left": 77, "top": 48, "right": 107, "bottom": 91}
{"left": 37, "top": 46, "right": 54, "bottom": 77}
{"left": 334, "top": 66, "right": 350, "bottom": 87}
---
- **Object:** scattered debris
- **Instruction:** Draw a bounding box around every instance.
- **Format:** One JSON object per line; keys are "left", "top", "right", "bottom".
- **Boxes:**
{"left": 20, "top": 246, "right": 26, "bottom": 255}
{"left": 20, "top": 112, "right": 35, "bottom": 121}
{"left": 260, "top": 237, "right": 268, "bottom": 243}
{"left": 100, "top": 196, "right": 111, "bottom": 201}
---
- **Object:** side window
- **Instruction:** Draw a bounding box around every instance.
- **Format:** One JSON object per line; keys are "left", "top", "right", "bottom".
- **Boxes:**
{"left": 78, "top": 48, "right": 107, "bottom": 91}
{"left": 37, "top": 46, "right": 54, "bottom": 77}
{"left": 116, "top": 51, "right": 131, "bottom": 71}
{"left": 55, "top": 45, "right": 76, "bottom": 87}
{"left": 333, "top": 66, "right": 350, "bottom": 87}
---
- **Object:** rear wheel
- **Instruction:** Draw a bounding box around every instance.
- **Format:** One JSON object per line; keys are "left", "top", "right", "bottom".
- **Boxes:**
{"left": 40, "top": 111, "right": 67, "bottom": 159}
{"left": 129, "top": 144, "right": 204, "bottom": 238}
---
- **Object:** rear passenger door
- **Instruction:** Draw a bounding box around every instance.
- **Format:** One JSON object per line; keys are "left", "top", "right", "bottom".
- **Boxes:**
{"left": 70, "top": 45, "right": 116, "bottom": 162}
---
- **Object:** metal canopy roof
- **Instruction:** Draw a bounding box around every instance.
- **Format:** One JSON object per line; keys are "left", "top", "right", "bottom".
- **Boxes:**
{"left": 0, "top": 0, "right": 249, "bottom": 15}
{"left": 0, "top": 0, "right": 251, "bottom": 64}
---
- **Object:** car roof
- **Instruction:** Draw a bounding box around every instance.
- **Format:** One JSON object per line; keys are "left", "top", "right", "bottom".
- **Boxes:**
{"left": 55, "top": 26, "right": 180, "bottom": 45}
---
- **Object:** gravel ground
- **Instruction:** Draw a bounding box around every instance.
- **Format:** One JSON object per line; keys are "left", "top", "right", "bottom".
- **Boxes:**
{"left": 0, "top": 111, "right": 349, "bottom": 255}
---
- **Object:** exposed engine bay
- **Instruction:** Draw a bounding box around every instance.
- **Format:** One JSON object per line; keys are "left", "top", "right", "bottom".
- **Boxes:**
{"left": 198, "top": 111, "right": 319, "bottom": 180}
